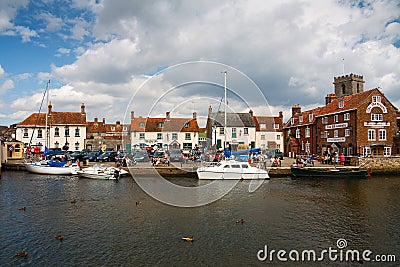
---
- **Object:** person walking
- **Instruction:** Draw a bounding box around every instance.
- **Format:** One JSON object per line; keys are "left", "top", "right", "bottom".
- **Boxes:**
{"left": 340, "top": 153, "right": 345, "bottom": 166}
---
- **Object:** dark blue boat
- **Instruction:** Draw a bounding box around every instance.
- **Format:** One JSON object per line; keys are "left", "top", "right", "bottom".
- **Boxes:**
{"left": 290, "top": 166, "right": 369, "bottom": 178}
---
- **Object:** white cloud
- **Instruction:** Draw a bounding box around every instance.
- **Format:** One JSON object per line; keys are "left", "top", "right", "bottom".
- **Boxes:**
{"left": 1, "top": 79, "right": 14, "bottom": 93}
{"left": 0, "top": 65, "right": 4, "bottom": 77}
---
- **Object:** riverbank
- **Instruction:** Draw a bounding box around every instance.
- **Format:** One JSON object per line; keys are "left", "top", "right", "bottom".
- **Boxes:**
{"left": 3, "top": 158, "right": 398, "bottom": 177}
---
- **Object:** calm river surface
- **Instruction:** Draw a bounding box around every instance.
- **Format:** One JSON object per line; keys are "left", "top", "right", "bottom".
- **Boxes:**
{"left": 1, "top": 170, "right": 399, "bottom": 266}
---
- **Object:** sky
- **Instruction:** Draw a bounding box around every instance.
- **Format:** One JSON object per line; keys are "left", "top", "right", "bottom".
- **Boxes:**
{"left": 0, "top": 0, "right": 399, "bottom": 128}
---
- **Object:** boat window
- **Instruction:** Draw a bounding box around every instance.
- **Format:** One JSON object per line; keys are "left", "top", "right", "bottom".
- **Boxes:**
{"left": 222, "top": 165, "right": 230, "bottom": 168}
{"left": 241, "top": 164, "right": 249, "bottom": 168}
{"left": 231, "top": 165, "right": 241, "bottom": 168}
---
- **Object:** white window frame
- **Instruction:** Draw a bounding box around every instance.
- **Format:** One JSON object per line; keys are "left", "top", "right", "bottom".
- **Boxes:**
{"left": 219, "top": 128, "right": 224, "bottom": 135}
{"left": 309, "top": 113, "right": 313, "bottom": 122}
{"left": 334, "top": 130, "right": 338, "bottom": 138}
{"left": 344, "top": 113, "right": 350, "bottom": 121}
{"left": 139, "top": 122, "right": 145, "bottom": 127}
{"left": 244, "top": 128, "right": 248, "bottom": 135}
{"left": 157, "top": 133, "right": 162, "bottom": 140}
{"left": 172, "top": 133, "right": 178, "bottom": 140}
{"left": 338, "top": 100, "right": 344, "bottom": 108}
{"left": 378, "top": 129, "right": 386, "bottom": 141}
{"left": 305, "top": 127, "right": 310, "bottom": 138}
{"left": 139, "top": 133, "right": 145, "bottom": 139}
{"left": 334, "top": 115, "right": 338, "bottom": 123}
{"left": 368, "top": 129, "right": 376, "bottom": 141}
{"left": 364, "top": 147, "right": 371, "bottom": 157}
{"left": 305, "top": 141, "right": 310, "bottom": 153}
{"left": 345, "top": 129, "right": 351, "bottom": 137}
{"left": 299, "top": 116, "right": 303, "bottom": 124}
{"left": 185, "top": 133, "right": 191, "bottom": 140}
{"left": 371, "top": 114, "right": 383, "bottom": 121}
{"left": 323, "top": 117, "right": 328, "bottom": 124}
{"left": 261, "top": 135, "right": 265, "bottom": 140}
{"left": 372, "top": 95, "right": 381, "bottom": 103}
{"left": 291, "top": 118, "right": 294, "bottom": 125}
{"left": 295, "top": 129, "right": 300, "bottom": 138}
{"left": 384, "top": 147, "right": 391, "bottom": 157}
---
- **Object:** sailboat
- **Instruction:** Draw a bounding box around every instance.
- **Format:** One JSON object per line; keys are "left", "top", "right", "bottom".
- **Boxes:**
{"left": 24, "top": 81, "right": 80, "bottom": 175}
{"left": 196, "top": 72, "right": 269, "bottom": 180}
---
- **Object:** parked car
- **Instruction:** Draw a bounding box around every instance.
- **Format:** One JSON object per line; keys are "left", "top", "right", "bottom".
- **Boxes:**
{"left": 97, "top": 151, "right": 117, "bottom": 162}
{"left": 69, "top": 151, "right": 88, "bottom": 161}
{"left": 83, "top": 150, "right": 101, "bottom": 162}
{"left": 265, "top": 149, "right": 284, "bottom": 160}
{"left": 169, "top": 149, "right": 183, "bottom": 162}
{"left": 133, "top": 150, "right": 150, "bottom": 162}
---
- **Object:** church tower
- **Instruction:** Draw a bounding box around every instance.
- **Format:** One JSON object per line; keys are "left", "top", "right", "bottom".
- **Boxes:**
{"left": 333, "top": 73, "right": 364, "bottom": 98}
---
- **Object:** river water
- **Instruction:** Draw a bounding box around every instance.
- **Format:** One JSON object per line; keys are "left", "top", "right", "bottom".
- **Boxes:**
{"left": 0, "top": 170, "right": 399, "bottom": 266}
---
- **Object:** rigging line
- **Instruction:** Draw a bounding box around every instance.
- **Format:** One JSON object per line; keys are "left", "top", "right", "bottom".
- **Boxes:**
{"left": 28, "top": 84, "right": 48, "bottom": 147}
{"left": 205, "top": 95, "right": 224, "bottom": 151}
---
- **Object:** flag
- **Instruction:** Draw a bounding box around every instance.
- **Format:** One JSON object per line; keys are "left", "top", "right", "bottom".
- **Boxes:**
{"left": 44, "top": 146, "right": 50, "bottom": 156}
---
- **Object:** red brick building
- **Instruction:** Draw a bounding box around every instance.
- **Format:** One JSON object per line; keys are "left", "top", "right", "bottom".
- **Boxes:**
{"left": 284, "top": 74, "right": 398, "bottom": 157}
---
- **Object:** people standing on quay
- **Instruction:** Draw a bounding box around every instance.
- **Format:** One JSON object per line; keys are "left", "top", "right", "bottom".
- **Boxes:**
{"left": 340, "top": 153, "right": 345, "bottom": 166}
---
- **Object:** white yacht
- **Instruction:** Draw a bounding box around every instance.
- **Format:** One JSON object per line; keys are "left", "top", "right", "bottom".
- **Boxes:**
{"left": 196, "top": 160, "right": 269, "bottom": 180}
{"left": 77, "top": 165, "right": 128, "bottom": 180}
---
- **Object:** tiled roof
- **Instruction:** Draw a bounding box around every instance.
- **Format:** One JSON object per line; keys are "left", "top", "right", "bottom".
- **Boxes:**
{"left": 254, "top": 116, "right": 282, "bottom": 131}
{"left": 18, "top": 111, "right": 86, "bottom": 127}
{"left": 284, "top": 107, "right": 322, "bottom": 128}
{"left": 86, "top": 121, "right": 107, "bottom": 133}
{"left": 210, "top": 112, "right": 256, "bottom": 127}
{"left": 131, "top": 117, "right": 200, "bottom": 132}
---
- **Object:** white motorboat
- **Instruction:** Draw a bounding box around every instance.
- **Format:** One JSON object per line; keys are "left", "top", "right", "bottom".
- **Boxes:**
{"left": 196, "top": 160, "right": 269, "bottom": 180}
{"left": 25, "top": 162, "right": 79, "bottom": 175}
{"left": 77, "top": 165, "right": 129, "bottom": 180}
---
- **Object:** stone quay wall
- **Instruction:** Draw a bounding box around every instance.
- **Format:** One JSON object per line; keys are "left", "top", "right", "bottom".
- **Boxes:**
{"left": 354, "top": 156, "right": 400, "bottom": 175}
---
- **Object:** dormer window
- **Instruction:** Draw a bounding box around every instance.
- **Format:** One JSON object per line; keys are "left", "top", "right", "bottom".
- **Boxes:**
{"left": 139, "top": 122, "right": 145, "bottom": 127}
{"left": 299, "top": 116, "right": 303, "bottom": 124}
{"left": 157, "top": 122, "right": 164, "bottom": 128}
{"left": 372, "top": 95, "right": 381, "bottom": 103}
{"left": 273, "top": 123, "right": 279, "bottom": 129}
{"left": 308, "top": 113, "right": 313, "bottom": 122}
{"left": 184, "top": 123, "right": 189, "bottom": 128}
{"left": 291, "top": 118, "right": 294, "bottom": 125}
{"left": 111, "top": 126, "right": 115, "bottom": 131}
{"left": 338, "top": 100, "right": 344, "bottom": 108}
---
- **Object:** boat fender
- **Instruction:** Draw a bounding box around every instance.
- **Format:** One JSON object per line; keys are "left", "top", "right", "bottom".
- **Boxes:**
{"left": 367, "top": 168, "right": 372, "bottom": 177}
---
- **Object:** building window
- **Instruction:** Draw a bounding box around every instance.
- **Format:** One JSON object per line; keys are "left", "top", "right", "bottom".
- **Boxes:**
{"left": 324, "top": 131, "right": 328, "bottom": 138}
{"left": 372, "top": 95, "right": 381, "bottom": 103}
{"left": 334, "top": 130, "right": 338, "bottom": 138}
{"left": 75, "top": 142, "right": 79, "bottom": 151}
{"left": 65, "top": 127, "right": 70, "bottom": 137}
{"left": 295, "top": 129, "right": 300, "bottom": 138}
{"left": 345, "top": 129, "right": 351, "bottom": 137}
{"left": 23, "top": 129, "right": 28, "bottom": 138}
{"left": 139, "top": 122, "right": 145, "bottom": 127}
{"left": 139, "top": 133, "right": 145, "bottom": 139}
{"left": 334, "top": 115, "right": 338, "bottom": 123}
{"left": 75, "top": 128, "right": 80, "bottom": 137}
{"left": 348, "top": 146, "right": 353, "bottom": 155}
{"left": 157, "top": 133, "right": 162, "bottom": 140}
{"left": 301, "top": 141, "right": 304, "bottom": 151}
{"left": 185, "top": 133, "right": 191, "bottom": 140}
{"left": 260, "top": 123, "right": 266, "bottom": 129}
{"left": 244, "top": 128, "right": 248, "bottom": 135}
{"left": 344, "top": 113, "right": 350, "bottom": 121}
{"left": 338, "top": 100, "right": 344, "bottom": 108}
{"left": 219, "top": 128, "right": 224, "bottom": 135}
{"left": 323, "top": 117, "right": 328, "bottom": 124}
{"left": 157, "top": 122, "right": 164, "bottom": 128}
{"left": 371, "top": 113, "right": 383, "bottom": 121}
{"left": 277, "top": 134, "right": 280, "bottom": 140}
{"left": 54, "top": 141, "right": 59, "bottom": 148}
{"left": 305, "top": 127, "right": 310, "bottom": 138}
{"left": 232, "top": 128, "right": 237, "bottom": 138}
{"left": 291, "top": 118, "right": 294, "bottom": 125}
{"left": 38, "top": 129, "right": 43, "bottom": 138}
{"left": 368, "top": 129, "right": 376, "bottom": 141}
{"left": 172, "top": 133, "right": 178, "bottom": 140}
{"left": 277, "top": 144, "right": 281, "bottom": 150}
{"left": 54, "top": 127, "right": 59, "bottom": 137}
{"left": 184, "top": 123, "right": 189, "bottom": 128}
{"left": 299, "top": 116, "right": 303, "bottom": 124}
{"left": 183, "top": 143, "right": 192, "bottom": 150}
{"left": 273, "top": 123, "right": 279, "bottom": 129}
{"left": 123, "top": 126, "right": 127, "bottom": 131}
{"left": 305, "top": 142, "right": 310, "bottom": 153}
{"left": 309, "top": 113, "right": 313, "bottom": 122}
{"left": 364, "top": 147, "right": 371, "bottom": 157}
{"left": 378, "top": 129, "right": 386, "bottom": 141}
{"left": 384, "top": 147, "right": 391, "bottom": 157}
{"left": 261, "top": 135, "right": 265, "bottom": 140}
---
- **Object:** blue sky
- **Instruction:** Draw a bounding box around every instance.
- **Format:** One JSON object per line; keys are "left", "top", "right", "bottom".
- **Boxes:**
{"left": 1, "top": 0, "right": 399, "bottom": 127}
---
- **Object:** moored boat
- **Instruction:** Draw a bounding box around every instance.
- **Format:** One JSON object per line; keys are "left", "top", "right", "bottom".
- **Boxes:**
{"left": 196, "top": 160, "right": 269, "bottom": 180}
{"left": 77, "top": 165, "right": 128, "bottom": 180}
{"left": 290, "top": 166, "right": 369, "bottom": 178}
{"left": 25, "top": 162, "right": 79, "bottom": 175}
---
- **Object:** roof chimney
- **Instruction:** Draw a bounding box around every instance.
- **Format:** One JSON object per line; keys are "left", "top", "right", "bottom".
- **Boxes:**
{"left": 193, "top": 112, "right": 197, "bottom": 119}
{"left": 249, "top": 109, "right": 254, "bottom": 116}
{"left": 94, "top": 117, "right": 98, "bottom": 123}
{"left": 102, "top": 118, "right": 105, "bottom": 123}
{"left": 208, "top": 105, "right": 212, "bottom": 115}
{"left": 116, "top": 120, "right": 121, "bottom": 125}
{"left": 292, "top": 104, "right": 301, "bottom": 117}
{"left": 166, "top": 111, "right": 170, "bottom": 119}
{"left": 279, "top": 111, "right": 283, "bottom": 121}
{"left": 131, "top": 111, "right": 135, "bottom": 120}
{"left": 81, "top": 103, "right": 85, "bottom": 114}
{"left": 325, "top": 93, "right": 337, "bottom": 105}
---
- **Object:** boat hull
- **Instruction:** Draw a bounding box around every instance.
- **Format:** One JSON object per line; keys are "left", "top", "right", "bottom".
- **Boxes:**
{"left": 77, "top": 165, "right": 128, "bottom": 180}
{"left": 290, "top": 166, "right": 368, "bottom": 178}
{"left": 25, "top": 163, "right": 79, "bottom": 175}
{"left": 196, "top": 160, "right": 270, "bottom": 180}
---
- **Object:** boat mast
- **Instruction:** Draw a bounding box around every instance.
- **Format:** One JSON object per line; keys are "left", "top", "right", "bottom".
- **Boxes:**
{"left": 224, "top": 71, "right": 227, "bottom": 149}
{"left": 45, "top": 80, "right": 50, "bottom": 148}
